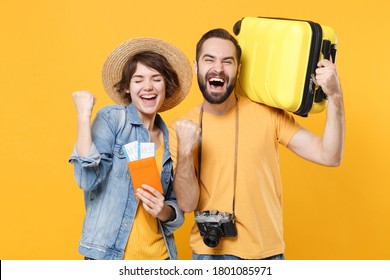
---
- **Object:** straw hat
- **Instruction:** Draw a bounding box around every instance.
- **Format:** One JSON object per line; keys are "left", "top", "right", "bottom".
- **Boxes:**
{"left": 102, "top": 38, "right": 193, "bottom": 112}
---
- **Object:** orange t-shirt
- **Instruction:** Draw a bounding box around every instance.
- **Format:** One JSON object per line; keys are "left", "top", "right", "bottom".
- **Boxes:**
{"left": 123, "top": 142, "right": 169, "bottom": 260}
{"left": 169, "top": 95, "right": 301, "bottom": 259}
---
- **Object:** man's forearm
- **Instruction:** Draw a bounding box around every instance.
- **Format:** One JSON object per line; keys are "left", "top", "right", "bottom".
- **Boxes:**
{"left": 173, "top": 151, "right": 199, "bottom": 212}
{"left": 321, "top": 91, "right": 345, "bottom": 166}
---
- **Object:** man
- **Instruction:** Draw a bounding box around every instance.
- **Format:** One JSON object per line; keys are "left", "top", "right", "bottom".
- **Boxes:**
{"left": 169, "top": 29, "right": 345, "bottom": 260}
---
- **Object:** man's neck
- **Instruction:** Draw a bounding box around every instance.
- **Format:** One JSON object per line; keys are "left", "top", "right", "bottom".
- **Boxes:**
{"left": 202, "top": 92, "right": 237, "bottom": 116}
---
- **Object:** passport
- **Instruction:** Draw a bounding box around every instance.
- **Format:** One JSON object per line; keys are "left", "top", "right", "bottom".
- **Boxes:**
{"left": 126, "top": 155, "right": 162, "bottom": 199}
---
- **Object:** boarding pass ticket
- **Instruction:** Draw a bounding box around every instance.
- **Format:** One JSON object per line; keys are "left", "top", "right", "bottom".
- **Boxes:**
{"left": 122, "top": 141, "right": 155, "bottom": 162}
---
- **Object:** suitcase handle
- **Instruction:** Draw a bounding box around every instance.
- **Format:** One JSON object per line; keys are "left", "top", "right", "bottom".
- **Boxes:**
{"left": 314, "top": 40, "right": 337, "bottom": 103}
{"left": 233, "top": 19, "right": 243, "bottom": 35}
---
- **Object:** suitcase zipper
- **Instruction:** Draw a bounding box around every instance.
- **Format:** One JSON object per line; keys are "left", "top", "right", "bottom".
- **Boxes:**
{"left": 295, "top": 21, "right": 322, "bottom": 117}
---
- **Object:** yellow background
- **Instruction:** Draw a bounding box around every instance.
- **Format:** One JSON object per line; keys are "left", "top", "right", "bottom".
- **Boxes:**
{"left": 1, "top": 0, "right": 389, "bottom": 260}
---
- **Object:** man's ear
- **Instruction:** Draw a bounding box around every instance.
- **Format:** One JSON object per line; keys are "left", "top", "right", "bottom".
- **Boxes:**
{"left": 237, "top": 63, "right": 241, "bottom": 78}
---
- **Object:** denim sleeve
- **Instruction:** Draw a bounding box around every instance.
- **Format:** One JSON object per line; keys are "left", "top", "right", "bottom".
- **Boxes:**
{"left": 160, "top": 175, "right": 184, "bottom": 235}
{"left": 162, "top": 200, "right": 184, "bottom": 235}
{"left": 68, "top": 109, "right": 116, "bottom": 192}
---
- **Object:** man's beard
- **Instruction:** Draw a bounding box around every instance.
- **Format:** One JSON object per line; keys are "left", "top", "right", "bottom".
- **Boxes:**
{"left": 197, "top": 72, "right": 237, "bottom": 104}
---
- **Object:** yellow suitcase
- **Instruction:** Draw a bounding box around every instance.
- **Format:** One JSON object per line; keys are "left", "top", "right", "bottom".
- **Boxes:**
{"left": 233, "top": 17, "right": 337, "bottom": 116}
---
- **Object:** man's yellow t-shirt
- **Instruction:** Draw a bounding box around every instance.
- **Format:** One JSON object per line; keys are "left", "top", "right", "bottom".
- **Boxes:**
{"left": 169, "top": 95, "right": 301, "bottom": 259}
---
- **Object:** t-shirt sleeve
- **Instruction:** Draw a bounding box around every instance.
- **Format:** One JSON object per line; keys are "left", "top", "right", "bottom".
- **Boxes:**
{"left": 274, "top": 108, "right": 302, "bottom": 147}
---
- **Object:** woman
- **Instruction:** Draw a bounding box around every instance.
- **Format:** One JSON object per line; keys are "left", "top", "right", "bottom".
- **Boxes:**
{"left": 69, "top": 38, "right": 192, "bottom": 260}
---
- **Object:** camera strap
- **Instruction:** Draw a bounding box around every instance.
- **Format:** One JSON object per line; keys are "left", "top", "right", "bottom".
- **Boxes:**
{"left": 198, "top": 96, "right": 239, "bottom": 217}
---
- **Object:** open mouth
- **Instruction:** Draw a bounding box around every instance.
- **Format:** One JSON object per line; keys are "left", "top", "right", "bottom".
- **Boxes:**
{"left": 208, "top": 77, "right": 225, "bottom": 88}
{"left": 141, "top": 94, "right": 157, "bottom": 101}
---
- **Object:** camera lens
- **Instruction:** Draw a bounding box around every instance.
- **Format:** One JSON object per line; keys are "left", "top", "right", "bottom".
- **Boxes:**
{"left": 203, "top": 228, "right": 223, "bottom": 248}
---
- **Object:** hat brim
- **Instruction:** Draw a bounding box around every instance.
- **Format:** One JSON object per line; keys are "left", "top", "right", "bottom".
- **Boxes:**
{"left": 102, "top": 38, "right": 192, "bottom": 112}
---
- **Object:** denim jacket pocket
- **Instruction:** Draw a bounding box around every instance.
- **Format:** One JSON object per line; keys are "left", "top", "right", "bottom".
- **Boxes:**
{"left": 111, "top": 144, "right": 129, "bottom": 178}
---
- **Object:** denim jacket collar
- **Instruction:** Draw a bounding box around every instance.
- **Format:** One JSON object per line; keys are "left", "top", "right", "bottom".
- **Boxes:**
{"left": 126, "top": 103, "right": 143, "bottom": 126}
{"left": 126, "top": 103, "right": 170, "bottom": 161}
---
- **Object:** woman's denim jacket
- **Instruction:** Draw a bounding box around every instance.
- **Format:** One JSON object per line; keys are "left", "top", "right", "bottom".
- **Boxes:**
{"left": 69, "top": 103, "right": 184, "bottom": 260}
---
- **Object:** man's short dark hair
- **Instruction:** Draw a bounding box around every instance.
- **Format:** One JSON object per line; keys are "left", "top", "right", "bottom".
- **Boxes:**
{"left": 196, "top": 28, "right": 242, "bottom": 63}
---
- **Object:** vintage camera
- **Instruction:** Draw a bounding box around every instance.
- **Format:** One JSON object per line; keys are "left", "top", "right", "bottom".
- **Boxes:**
{"left": 195, "top": 210, "right": 237, "bottom": 248}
